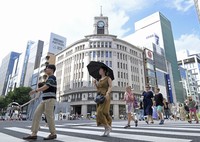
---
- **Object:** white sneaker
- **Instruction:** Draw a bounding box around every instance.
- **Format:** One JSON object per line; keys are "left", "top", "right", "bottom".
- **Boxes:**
{"left": 105, "top": 127, "right": 112, "bottom": 136}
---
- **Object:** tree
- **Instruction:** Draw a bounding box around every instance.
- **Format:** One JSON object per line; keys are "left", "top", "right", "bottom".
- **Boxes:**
{"left": 0, "top": 96, "right": 7, "bottom": 110}
{"left": 5, "top": 87, "right": 32, "bottom": 105}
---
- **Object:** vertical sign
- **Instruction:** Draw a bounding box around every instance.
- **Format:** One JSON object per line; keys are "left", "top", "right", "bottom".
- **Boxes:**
{"left": 165, "top": 74, "right": 173, "bottom": 103}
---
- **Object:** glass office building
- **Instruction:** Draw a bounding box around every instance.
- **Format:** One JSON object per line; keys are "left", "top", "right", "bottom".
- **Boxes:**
{"left": 0, "top": 52, "right": 20, "bottom": 96}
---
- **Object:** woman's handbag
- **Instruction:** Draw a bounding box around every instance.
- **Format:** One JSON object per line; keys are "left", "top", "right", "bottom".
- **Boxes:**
{"left": 94, "top": 93, "right": 105, "bottom": 104}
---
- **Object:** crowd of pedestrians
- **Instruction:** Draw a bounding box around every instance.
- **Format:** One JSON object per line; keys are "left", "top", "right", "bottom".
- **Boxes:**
{"left": 121, "top": 84, "right": 199, "bottom": 129}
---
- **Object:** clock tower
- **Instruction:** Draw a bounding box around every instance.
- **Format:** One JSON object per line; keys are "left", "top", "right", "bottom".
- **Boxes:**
{"left": 93, "top": 12, "right": 109, "bottom": 35}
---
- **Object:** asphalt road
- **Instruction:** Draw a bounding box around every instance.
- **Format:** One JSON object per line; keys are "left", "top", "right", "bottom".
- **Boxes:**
{"left": 0, "top": 119, "right": 200, "bottom": 142}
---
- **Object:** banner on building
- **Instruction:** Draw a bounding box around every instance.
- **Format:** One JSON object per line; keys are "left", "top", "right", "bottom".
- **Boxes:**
{"left": 165, "top": 74, "right": 173, "bottom": 103}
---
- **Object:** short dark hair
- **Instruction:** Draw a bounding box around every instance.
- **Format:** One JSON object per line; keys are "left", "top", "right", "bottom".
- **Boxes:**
{"left": 46, "top": 64, "right": 56, "bottom": 73}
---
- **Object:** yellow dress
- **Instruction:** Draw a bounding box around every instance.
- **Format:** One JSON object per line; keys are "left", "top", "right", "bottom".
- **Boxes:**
{"left": 96, "top": 76, "right": 112, "bottom": 126}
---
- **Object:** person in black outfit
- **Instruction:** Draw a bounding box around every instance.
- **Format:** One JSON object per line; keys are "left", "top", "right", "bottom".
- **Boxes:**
{"left": 142, "top": 85, "right": 154, "bottom": 124}
{"left": 154, "top": 88, "right": 165, "bottom": 125}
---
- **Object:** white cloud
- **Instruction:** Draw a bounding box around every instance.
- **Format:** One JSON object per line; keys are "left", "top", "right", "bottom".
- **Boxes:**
{"left": 169, "top": 0, "right": 194, "bottom": 12}
{"left": 0, "top": 0, "right": 156, "bottom": 66}
{"left": 175, "top": 33, "right": 200, "bottom": 60}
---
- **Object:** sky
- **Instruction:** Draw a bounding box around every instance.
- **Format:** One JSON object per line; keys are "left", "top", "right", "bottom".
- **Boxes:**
{"left": 0, "top": 0, "right": 199, "bottom": 66}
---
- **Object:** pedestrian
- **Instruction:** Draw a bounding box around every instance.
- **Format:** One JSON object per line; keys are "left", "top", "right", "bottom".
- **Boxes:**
{"left": 23, "top": 64, "right": 57, "bottom": 140}
{"left": 154, "top": 88, "right": 165, "bottom": 125}
{"left": 178, "top": 103, "right": 186, "bottom": 121}
{"left": 163, "top": 99, "right": 170, "bottom": 119}
{"left": 123, "top": 86, "right": 138, "bottom": 128}
{"left": 171, "top": 103, "right": 178, "bottom": 120}
{"left": 184, "top": 100, "right": 190, "bottom": 120}
{"left": 139, "top": 96, "right": 144, "bottom": 121}
{"left": 93, "top": 66, "right": 112, "bottom": 137}
{"left": 142, "top": 85, "right": 154, "bottom": 124}
{"left": 187, "top": 96, "right": 199, "bottom": 124}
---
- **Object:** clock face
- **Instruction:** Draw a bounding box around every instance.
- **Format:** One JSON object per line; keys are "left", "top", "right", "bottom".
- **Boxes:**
{"left": 97, "top": 21, "right": 104, "bottom": 28}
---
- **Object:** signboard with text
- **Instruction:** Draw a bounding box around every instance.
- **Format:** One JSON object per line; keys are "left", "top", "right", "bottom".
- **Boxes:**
{"left": 49, "top": 33, "right": 67, "bottom": 54}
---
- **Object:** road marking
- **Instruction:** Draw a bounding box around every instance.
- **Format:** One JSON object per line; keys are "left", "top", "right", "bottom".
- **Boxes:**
{"left": 111, "top": 125, "right": 200, "bottom": 132}
{"left": 41, "top": 126, "right": 192, "bottom": 142}
{"left": 5, "top": 127, "right": 105, "bottom": 142}
{"left": 0, "top": 132, "right": 26, "bottom": 142}
{"left": 74, "top": 126, "right": 200, "bottom": 137}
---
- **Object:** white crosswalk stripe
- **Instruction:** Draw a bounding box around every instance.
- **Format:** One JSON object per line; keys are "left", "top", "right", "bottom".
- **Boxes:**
{"left": 2, "top": 121, "right": 200, "bottom": 142}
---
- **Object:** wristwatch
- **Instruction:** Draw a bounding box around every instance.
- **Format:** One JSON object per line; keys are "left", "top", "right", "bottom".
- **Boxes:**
{"left": 35, "top": 90, "right": 38, "bottom": 93}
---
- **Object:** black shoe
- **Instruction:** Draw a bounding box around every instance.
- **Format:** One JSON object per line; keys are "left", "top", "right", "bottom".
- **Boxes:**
{"left": 150, "top": 121, "right": 154, "bottom": 124}
{"left": 124, "top": 125, "right": 130, "bottom": 129}
{"left": 159, "top": 120, "right": 164, "bottom": 125}
{"left": 135, "top": 120, "right": 138, "bottom": 127}
{"left": 43, "top": 134, "right": 57, "bottom": 140}
{"left": 23, "top": 135, "right": 37, "bottom": 140}
{"left": 188, "top": 121, "right": 192, "bottom": 124}
{"left": 145, "top": 121, "right": 149, "bottom": 124}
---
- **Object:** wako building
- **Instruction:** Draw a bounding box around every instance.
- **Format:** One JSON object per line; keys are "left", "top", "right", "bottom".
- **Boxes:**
{"left": 56, "top": 14, "right": 145, "bottom": 119}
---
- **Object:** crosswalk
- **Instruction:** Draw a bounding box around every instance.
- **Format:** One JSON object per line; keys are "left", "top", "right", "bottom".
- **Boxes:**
{"left": 1, "top": 121, "right": 200, "bottom": 142}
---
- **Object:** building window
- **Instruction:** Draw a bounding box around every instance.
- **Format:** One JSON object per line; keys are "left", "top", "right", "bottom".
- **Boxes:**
{"left": 105, "top": 42, "right": 108, "bottom": 48}
{"left": 117, "top": 62, "right": 120, "bottom": 68}
{"left": 117, "top": 53, "right": 119, "bottom": 59}
{"left": 123, "top": 63, "right": 125, "bottom": 69}
{"left": 101, "top": 51, "right": 104, "bottom": 57}
{"left": 106, "top": 51, "right": 109, "bottom": 57}
{"left": 124, "top": 73, "right": 126, "bottom": 79}
{"left": 121, "top": 82, "right": 123, "bottom": 87}
{"left": 110, "top": 61, "right": 112, "bottom": 67}
{"left": 109, "top": 51, "right": 112, "bottom": 58}
{"left": 109, "top": 42, "right": 112, "bottom": 48}
{"left": 93, "top": 51, "right": 96, "bottom": 58}
{"left": 97, "top": 42, "right": 100, "bottom": 48}
{"left": 121, "top": 72, "right": 123, "bottom": 78}
{"left": 93, "top": 42, "right": 96, "bottom": 48}
{"left": 120, "top": 53, "right": 122, "bottom": 59}
{"left": 101, "top": 42, "right": 104, "bottom": 47}
{"left": 118, "top": 72, "right": 120, "bottom": 78}
{"left": 106, "top": 61, "right": 109, "bottom": 66}
{"left": 118, "top": 81, "right": 120, "bottom": 87}
{"left": 121, "top": 63, "right": 122, "bottom": 69}
{"left": 97, "top": 51, "right": 100, "bottom": 57}
{"left": 82, "top": 53, "right": 84, "bottom": 59}
{"left": 82, "top": 72, "right": 84, "bottom": 78}
{"left": 82, "top": 62, "right": 84, "bottom": 68}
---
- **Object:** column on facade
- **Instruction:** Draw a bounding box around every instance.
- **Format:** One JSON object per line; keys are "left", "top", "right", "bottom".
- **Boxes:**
{"left": 112, "top": 46, "right": 118, "bottom": 87}
{"left": 113, "top": 104, "right": 119, "bottom": 120}
{"left": 70, "top": 55, "right": 75, "bottom": 89}
{"left": 81, "top": 104, "right": 87, "bottom": 117}
{"left": 127, "top": 55, "right": 132, "bottom": 86}
{"left": 82, "top": 48, "right": 90, "bottom": 87}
